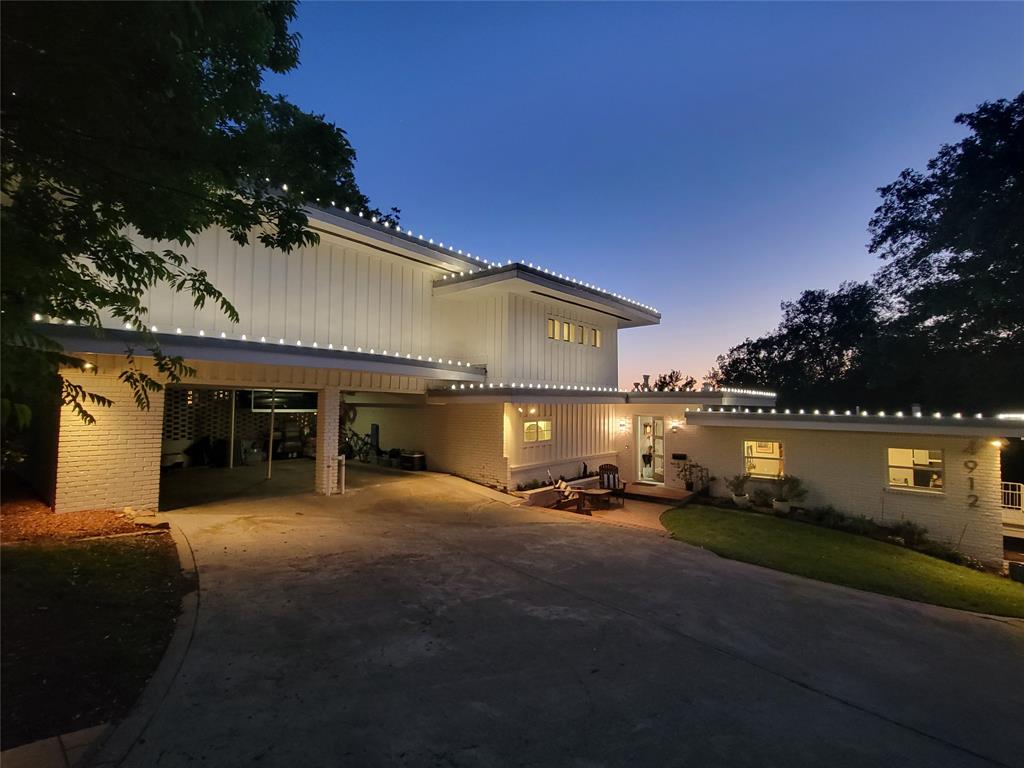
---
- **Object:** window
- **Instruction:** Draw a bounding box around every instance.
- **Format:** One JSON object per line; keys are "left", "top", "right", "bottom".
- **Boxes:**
{"left": 523, "top": 419, "right": 552, "bottom": 443}
{"left": 743, "top": 440, "right": 783, "bottom": 478}
{"left": 888, "top": 448, "right": 944, "bottom": 491}
{"left": 546, "top": 317, "right": 600, "bottom": 348}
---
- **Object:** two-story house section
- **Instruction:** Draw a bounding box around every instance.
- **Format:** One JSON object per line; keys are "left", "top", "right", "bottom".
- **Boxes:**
{"left": 35, "top": 203, "right": 1021, "bottom": 566}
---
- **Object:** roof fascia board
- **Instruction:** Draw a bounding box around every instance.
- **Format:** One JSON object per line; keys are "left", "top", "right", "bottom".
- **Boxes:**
{"left": 44, "top": 326, "right": 486, "bottom": 382}
{"left": 684, "top": 412, "right": 1023, "bottom": 438}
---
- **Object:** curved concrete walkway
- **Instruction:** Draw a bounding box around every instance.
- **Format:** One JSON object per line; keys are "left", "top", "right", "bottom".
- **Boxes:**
{"left": 98, "top": 472, "right": 1023, "bottom": 767}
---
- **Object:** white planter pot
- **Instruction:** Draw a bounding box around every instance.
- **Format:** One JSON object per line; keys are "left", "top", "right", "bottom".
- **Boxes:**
{"left": 772, "top": 499, "right": 791, "bottom": 514}
{"left": 732, "top": 493, "right": 751, "bottom": 509}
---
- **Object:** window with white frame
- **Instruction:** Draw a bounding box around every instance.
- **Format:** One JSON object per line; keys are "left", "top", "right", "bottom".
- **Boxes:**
{"left": 523, "top": 419, "right": 552, "bottom": 444}
{"left": 743, "top": 440, "right": 783, "bottom": 478}
{"left": 887, "top": 448, "right": 944, "bottom": 491}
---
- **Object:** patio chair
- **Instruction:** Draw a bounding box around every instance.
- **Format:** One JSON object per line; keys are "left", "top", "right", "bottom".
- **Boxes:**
{"left": 547, "top": 471, "right": 586, "bottom": 514}
{"left": 599, "top": 464, "right": 626, "bottom": 506}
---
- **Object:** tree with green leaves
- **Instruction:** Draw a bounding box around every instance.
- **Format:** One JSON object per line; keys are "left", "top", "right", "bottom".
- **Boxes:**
{"left": 1, "top": 1, "right": 397, "bottom": 439}
{"left": 711, "top": 94, "right": 1024, "bottom": 411}
{"left": 709, "top": 282, "right": 884, "bottom": 407}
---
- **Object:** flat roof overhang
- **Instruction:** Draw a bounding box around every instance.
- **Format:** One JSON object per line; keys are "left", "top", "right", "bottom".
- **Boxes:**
{"left": 427, "top": 385, "right": 626, "bottom": 405}
{"left": 305, "top": 206, "right": 482, "bottom": 275}
{"left": 626, "top": 390, "right": 777, "bottom": 407}
{"left": 424, "top": 387, "right": 779, "bottom": 407}
{"left": 44, "top": 325, "right": 487, "bottom": 382}
{"left": 431, "top": 264, "right": 661, "bottom": 328}
{"left": 684, "top": 410, "right": 1024, "bottom": 438}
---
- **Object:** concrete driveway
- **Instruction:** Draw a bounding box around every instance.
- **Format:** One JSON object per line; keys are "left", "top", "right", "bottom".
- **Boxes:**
{"left": 104, "top": 470, "right": 1023, "bottom": 767}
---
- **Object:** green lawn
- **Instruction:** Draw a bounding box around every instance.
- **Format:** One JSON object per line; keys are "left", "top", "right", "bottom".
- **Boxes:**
{"left": 660, "top": 505, "right": 1024, "bottom": 618}
{"left": 1, "top": 534, "right": 186, "bottom": 749}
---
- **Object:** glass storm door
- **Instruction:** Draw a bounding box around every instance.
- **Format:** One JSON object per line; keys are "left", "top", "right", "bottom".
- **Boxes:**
{"left": 637, "top": 416, "right": 665, "bottom": 483}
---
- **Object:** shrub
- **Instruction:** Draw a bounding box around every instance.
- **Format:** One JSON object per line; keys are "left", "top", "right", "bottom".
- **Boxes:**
{"left": 751, "top": 488, "right": 773, "bottom": 508}
{"left": 772, "top": 474, "right": 807, "bottom": 503}
{"left": 887, "top": 520, "right": 929, "bottom": 548}
{"left": 725, "top": 474, "right": 749, "bottom": 495}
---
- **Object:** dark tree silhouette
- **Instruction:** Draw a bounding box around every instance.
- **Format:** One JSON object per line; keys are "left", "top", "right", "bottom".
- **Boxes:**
{"left": 1, "top": 1, "right": 398, "bottom": 431}
{"left": 710, "top": 93, "right": 1024, "bottom": 411}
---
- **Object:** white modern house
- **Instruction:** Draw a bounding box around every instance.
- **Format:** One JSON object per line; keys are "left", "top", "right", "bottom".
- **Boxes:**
{"left": 37, "top": 205, "right": 1024, "bottom": 566}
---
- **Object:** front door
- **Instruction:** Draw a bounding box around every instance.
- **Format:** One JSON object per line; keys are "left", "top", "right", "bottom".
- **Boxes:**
{"left": 637, "top": 416, "right": 665, "bottom": 483}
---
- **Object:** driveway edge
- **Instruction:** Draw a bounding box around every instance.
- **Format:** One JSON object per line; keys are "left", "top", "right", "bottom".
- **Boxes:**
{"left": 87, "top": 523, "right": 200, "bottom": 767}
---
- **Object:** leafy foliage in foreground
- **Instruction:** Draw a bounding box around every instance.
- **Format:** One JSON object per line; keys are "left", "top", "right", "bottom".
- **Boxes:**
{"left": 1, "top": 1, "right": 398, "bottom": 437}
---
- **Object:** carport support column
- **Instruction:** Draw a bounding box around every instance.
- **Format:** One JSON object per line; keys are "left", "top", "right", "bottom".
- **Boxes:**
{"left": 314, "top": 388, "right": 341, "bottom": 495}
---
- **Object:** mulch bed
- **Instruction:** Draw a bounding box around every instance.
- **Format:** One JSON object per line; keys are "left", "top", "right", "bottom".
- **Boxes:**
{"left": 1, "top": 476, "right": 144, "bottom": 543}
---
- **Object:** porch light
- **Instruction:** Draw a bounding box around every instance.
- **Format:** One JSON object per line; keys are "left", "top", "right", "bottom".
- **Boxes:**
{"left": 260, "top": 336, "right": 266, "bottom": 342}
{"left": 177, "top": 328, "right": 182, "bottom": 334}
{"left": 221, "top": 332, "right": 227, "bottom": 338}
{"left": 152, "top": 325, "right": 159, "bottom": 332}
{"left": 198, "top": 330, "right": 205, "bottom": 336}
{"left": 33, "top": 313, "right": 42, "bottom": 321}
{"left": 991, "top": 439, "right": 1007, "bottom": 448}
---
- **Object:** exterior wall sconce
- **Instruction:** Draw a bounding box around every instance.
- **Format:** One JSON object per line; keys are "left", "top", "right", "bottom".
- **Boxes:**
{"left": 670, "top": 419, "right": 680, "bottom": 433}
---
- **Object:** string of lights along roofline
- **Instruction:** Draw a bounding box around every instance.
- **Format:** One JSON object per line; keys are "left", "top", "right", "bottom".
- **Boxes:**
{"left": 447, "top": 382, "right": 625, "bottom": 392}
{"left": 280, "top": 188, "right": 659, "bottom": 315}
{"left": 686, "top": 406, "right": 998, "bottom": 419}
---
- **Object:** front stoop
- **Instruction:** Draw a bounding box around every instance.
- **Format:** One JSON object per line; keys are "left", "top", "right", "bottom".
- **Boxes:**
{"left": 0, "top": 724, "right": 109, "bottom": 768}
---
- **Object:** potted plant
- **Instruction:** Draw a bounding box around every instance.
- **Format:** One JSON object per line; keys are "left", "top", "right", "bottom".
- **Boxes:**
{"left": 772, "top": 475, "right": 807, "bottom": 514}
{"left": 726, "top": 474, "right": 750, "bottom": 508}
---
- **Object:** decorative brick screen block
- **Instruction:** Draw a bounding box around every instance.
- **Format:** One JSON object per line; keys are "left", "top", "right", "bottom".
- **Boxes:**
{"left": 54, "top": 369, "right": 164, "bottom": 513}
{"left": 315, "top": 388, "right": 341, "bottom": 494}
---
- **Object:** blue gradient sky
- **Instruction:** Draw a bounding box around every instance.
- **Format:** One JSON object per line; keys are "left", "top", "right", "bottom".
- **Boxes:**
{"left": 266, "top": 2, "right": 1023, "bottom": 387}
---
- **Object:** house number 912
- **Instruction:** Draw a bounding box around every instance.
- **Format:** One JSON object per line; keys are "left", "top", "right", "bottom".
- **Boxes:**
{"left": 964, "top": 459, "right": 978, "bottom": 508}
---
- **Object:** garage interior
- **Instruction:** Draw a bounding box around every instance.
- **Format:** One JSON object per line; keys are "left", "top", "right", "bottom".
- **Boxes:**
{"left": 159, "top": 386, "right": 431, "bottom": 509}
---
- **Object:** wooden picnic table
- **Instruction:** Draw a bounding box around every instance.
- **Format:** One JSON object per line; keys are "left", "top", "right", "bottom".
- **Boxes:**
{"left": 576, "top": 487, "right": 613, "bottom": 511}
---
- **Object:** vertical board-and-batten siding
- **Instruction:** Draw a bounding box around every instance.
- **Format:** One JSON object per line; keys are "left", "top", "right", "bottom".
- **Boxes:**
{"left": 506, "top": 402, "right": 618, "bottom": 486}
{"left": 125, "top": 227, "right": 617, "bottom": 388}
{"left": 133, "top": 227, "right": 438, "bottom": 361}
{"left": 505, "top": 293, "right": 618, "bottom": 386}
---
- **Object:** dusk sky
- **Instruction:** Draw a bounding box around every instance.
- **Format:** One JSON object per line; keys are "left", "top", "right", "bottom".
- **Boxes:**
{"left": 265, "top": 2, "right": 1023, "bottom": 388}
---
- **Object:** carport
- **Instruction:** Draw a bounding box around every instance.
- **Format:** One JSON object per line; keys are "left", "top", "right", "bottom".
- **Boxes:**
{"left": 45, "top": 326, "right": 486, "bottom": 515}
{"left": 158, "top": 386, "right": 440, "bottom": 510}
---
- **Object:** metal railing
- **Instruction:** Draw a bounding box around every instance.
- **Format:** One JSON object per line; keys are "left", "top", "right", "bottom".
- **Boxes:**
{"left": 1003, "top": 482, "right": 1023, "bottom": 511}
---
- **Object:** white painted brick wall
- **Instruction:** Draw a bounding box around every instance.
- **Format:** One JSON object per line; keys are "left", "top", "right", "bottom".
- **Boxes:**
{"left": 421, "top": 403, "right": 509, "bottom": 489}
{"left": 54, "top": 370, "right": 165, "bottom": 513}
{"left": 315, "top": 388, "right": 341, "bottom": 494}
{"left": 611, "top": 413, "right": 1004, "bottom": 565}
